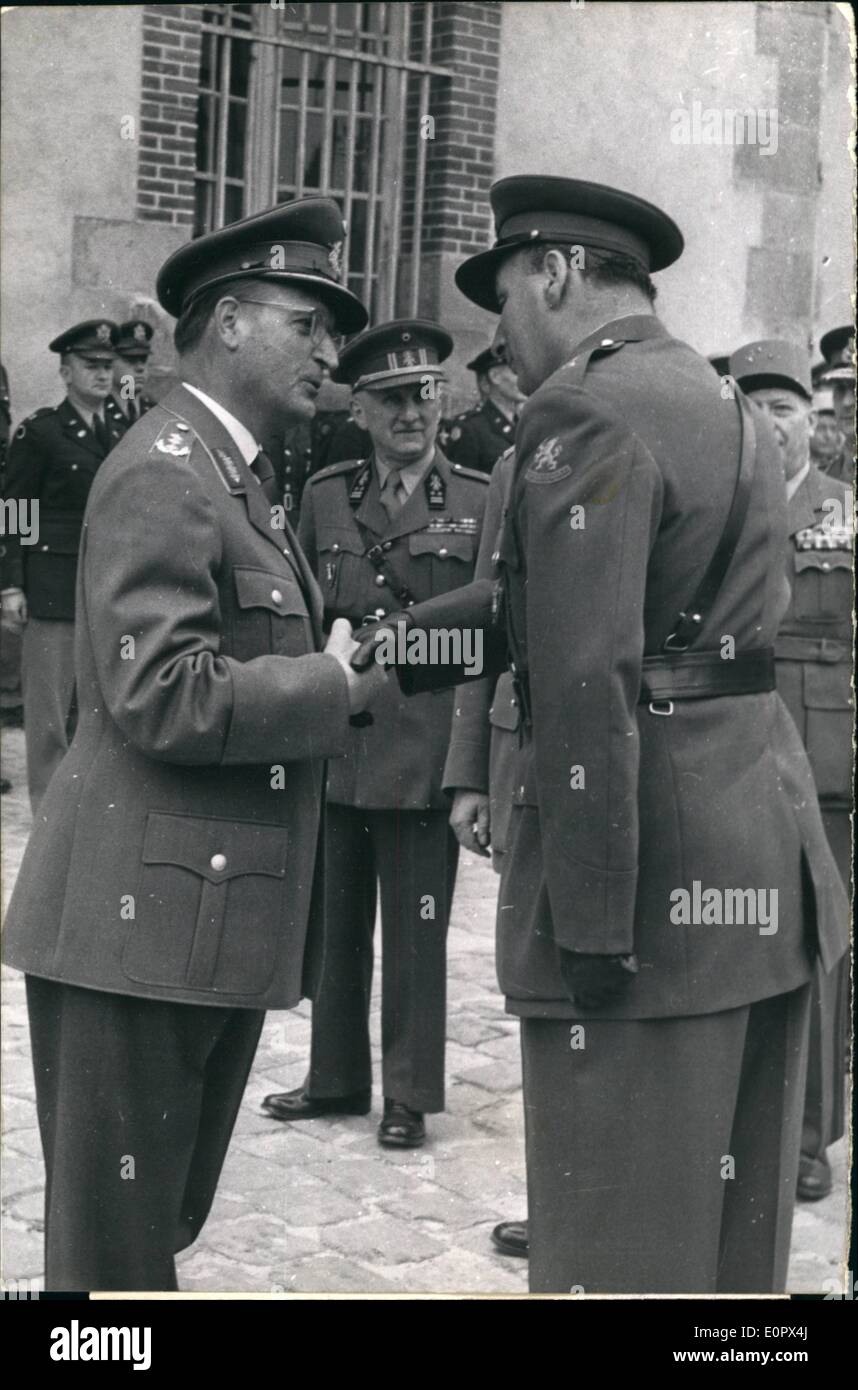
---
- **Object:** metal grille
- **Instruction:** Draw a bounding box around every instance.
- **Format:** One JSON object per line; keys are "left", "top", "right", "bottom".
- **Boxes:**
{"left": 194, "top": 3, "right": 451, "bottom": 320}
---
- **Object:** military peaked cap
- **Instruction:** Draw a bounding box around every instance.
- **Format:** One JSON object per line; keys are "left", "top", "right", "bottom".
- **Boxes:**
{"left": 466, "top": 344, "right": 509, "bottom": 375}
{"left": 156, "top": 196, "right": 368, "bottom": 334}
{"left": 115, "top": 320, "right": 154, "bottom": 358}
{"left": 819, "top": 325, "right": 854, "bottom": 383}
{"left": 332, "top": 319, "right": 453, "bottom": 390}
{"left": 455, "top": 175, "right": 684, "bottom": 313}
{"left": 49, "top": 320, "right": 118, "bottom": 356}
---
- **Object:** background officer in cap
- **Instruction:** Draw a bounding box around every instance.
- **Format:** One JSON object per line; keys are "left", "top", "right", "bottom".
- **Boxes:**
{"left": 2, "top": 197, "right": 385, "bottom": 1291}
{"left": 2, "top": 319, "right": 125, "bottom": 808}
{"left": 355, "top": 175, "right": 847, "bottom": 1292}
{"left": 444, "top": 343, "right": 525, "bottom": 474}
{"left": 107, "top": 318, "right": 156, "bottom": 428}
{"left": 261, "top": 320, "right": 489, "bottom": 1149}
{"left": 817, "top": 325, "right": 855, "bottom": 485}
{"left": 730, "top": 339, "right": 852, "bottom": 1205}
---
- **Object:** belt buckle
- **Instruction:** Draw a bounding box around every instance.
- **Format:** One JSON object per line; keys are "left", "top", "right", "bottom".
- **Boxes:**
{"left": 648, "top": 700, "right": 674, "bottom": 716}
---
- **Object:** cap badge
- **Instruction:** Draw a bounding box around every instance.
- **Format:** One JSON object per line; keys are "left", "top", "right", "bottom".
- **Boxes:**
{"left": 401, "top": 349, "right": 418, "bottom": 367}
{"left": 133, "top": 323, "right": 147, "bottom": 342}
{"left": 96, "top": 323, "right": 111, "bottom": 343}
{"left": 328, "top": 241, "right": 343, "bottom": 277}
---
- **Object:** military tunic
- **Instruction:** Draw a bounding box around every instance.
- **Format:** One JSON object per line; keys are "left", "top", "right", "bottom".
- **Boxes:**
{"left": 298, "top": 450, "right": 488, "bottom": 1110}
{"left": 394, "top": 314, "right": 848, "bottom": 1290}
{"left": 443, "top": 398, "right": 516, "bottom": 474}
{"left": 106, "top": 392, "right": 154, "bottom": 430}
{"left": 774, "top": 464, "right": 852, "bottom": 1171}
{"left": 4, "top": 396, "right": 126, "bottom": 806}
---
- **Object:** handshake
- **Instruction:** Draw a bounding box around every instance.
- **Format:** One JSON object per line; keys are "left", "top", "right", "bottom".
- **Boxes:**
{"left": 323, "top": 616, "right": 393, "bottom": 723}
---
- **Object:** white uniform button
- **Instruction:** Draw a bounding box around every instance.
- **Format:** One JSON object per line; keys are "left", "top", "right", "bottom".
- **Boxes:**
{"left": 282, "top": 548, "right": 290, "bottom": 557}
{"left": 375, "top": 574, "right": 386, "bottom": 587}
{"left": 821, "top": 561, "right": 831, "bottom": 571}
{"left": 271, "top": 588, "right": 283, "bottom": 604}
{"left": 438, "top": 547, "right": 448, "bottom": 557}
{"left": 210, "top": 853, "right": 227, "bottom": 872}
{"left": 331, "top": 543, "right": 340, "bottom": 553}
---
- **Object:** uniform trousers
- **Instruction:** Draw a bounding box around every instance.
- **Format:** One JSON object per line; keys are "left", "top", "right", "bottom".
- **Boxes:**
{"left": 21, "top": 617, "right": 75, "bottom": 810}
{"left": 802, "top": 806, "right": 850, "bottom": 1164}
{"left": 309, "top": 804, "right": 459, "bottom": 1112}
{"left": 521, "top": 983, "right": 811, "bottom": 1294}
{"left": 25, "top": 975, "right": 264, "bottom": 1292}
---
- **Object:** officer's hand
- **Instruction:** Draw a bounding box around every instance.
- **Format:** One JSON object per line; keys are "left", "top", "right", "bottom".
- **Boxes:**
{"left": 350, "top": 611, "right": 412, "bottom": 672}
{"left": 558, "top": 949, "right": 639, "bottom": 1010}
{"left": 449, "top": 789, "right": 491, "bottom": 857}
{"left": 0, "top": 587, "right": 27, "bottom": 632}
{"left": 324, "top": 618, "right": 388, "bottom": 714}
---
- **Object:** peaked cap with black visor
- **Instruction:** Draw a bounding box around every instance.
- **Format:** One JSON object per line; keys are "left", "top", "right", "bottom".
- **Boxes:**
{"left": 155, "top": 196, "right": 368, "bottom": 335}
{"left": 455, "top": 175, "right": 685, "bottom": 313}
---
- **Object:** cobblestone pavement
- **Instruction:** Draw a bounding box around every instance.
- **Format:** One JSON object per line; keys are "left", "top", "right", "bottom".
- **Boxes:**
{"left": 1, "top": 726, "right": 849, "bottom": 1296}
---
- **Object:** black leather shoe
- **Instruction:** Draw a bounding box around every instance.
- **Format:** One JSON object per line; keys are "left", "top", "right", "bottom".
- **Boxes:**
{"left": 262, "top": 1085, "right": 371, "bottom": 1121}
{"left": 378, "top": 1099, "right": 425, "bottom": 1148}
{"left": 797, "top": 1154, "right": 832, "bottom": 1202}
{"left": 491, "top": 1220, "right": 529, "bottom": 1257}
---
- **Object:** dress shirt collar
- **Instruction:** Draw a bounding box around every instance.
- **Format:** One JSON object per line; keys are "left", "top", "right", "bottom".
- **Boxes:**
{"left": 374, "top": 450, "right": 434, "bottom": 499}
{"left": 182, "top": 382, "right": 259, "bottom": 465}
{"left": 786, "top": 459, "right": 810, "bottom": 502}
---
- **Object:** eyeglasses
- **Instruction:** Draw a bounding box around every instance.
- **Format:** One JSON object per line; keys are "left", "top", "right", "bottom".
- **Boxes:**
{"left": 236, "top": 300, "right": 345, "bottom": 352}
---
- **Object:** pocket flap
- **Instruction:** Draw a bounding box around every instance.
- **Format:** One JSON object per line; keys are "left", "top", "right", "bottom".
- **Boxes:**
{"left": 795, "top": 550, "right": 852, "bottom": 575}
{"left": 234, "top": 566, "right": 308, "bottom": 616}
{"left": 489, "top": 673, "right": 520, "bottom": 730}
{"left": 803, "top": 662, "right": 854, "bottom": 710}
{"left": 142, "top": 812, "right": 288, "bottom": 882}
{"left": 317, "top": 527, "right": 364, "bottom": 557}
{"left": 408, "top": 531, "right": 474, "bottom": 561}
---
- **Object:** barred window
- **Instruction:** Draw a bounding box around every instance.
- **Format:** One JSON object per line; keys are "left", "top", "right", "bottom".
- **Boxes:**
{"left": 194, "top": 2, "right": 450, "bottom": 320}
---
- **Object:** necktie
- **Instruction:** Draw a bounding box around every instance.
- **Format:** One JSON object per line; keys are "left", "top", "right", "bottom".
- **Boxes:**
{"left": 380, "top": 472, "right": 406, "bottom": 519}
{"left": 92, "top": 413, "right": 110, "bottom": 453}
{"left": 251, "top": 448, "right": 279, "bottom": 504}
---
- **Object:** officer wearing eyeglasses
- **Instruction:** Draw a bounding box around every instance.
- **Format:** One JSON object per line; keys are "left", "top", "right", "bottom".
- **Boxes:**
{"left": 2, "top": 320, "right": 126, "bottom": 808}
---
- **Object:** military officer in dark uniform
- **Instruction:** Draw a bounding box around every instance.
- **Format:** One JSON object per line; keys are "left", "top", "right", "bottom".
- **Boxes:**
{"left": 3, "top": 320, "right": 126, "bottom": 808}
{"left": 353, "top": 177, "right": 848, "bottom": 1291}
{"left": 2, "top": 197, "right": 384, "bottom": 1291}
{"left": 444, "top": 343, "right": 525, "bottom": 474}
{"left": 262, "top": 320, "right": 489, "bottom": 1148}
{"left": 730, "top": 339, "right": 852, "bottom": 1204}
{"left": 107, "top": 318, "right": 156, "bottom": 429}
{"left": 817, "top": 325, "right": 855, "bottom": 486}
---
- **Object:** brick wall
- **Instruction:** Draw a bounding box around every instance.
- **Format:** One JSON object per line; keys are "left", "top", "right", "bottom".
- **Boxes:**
{"left": 423, "top": 2, "right": 501, "bottom": 260}
{"left": 138, "top": 4, "right": 203, "bottom": 227}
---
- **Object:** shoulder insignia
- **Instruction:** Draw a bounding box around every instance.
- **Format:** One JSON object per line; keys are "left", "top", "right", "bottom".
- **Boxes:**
{"left": 525, "top": 435, "right": 572, "bottom": 485}
{"left": 450, "top": 462, "right": 490, "bottom": 484}
{"left": 14, "top": 406, "right": 54, "bottom": 439}
{"left": 149, "top": 421, "right": 193, "bottom": 459}
{"left": 309, "top": 457, "right": 367, "bottom": 484}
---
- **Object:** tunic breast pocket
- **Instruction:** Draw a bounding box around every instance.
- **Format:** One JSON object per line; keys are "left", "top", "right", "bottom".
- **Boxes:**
{"left": 316, "top": 527, "right": 365, "bottom": 611}
{"left": 231, "top": 565, "right": 312, "bottom": 659}
{"left": 792, "top": 550, "right": 852, "bottom": 622}
{"left": 122, "top": 812, "right": 289, "bottom": 996}
{"left": 409, "top": 531, "right": 475, "bottom": 593}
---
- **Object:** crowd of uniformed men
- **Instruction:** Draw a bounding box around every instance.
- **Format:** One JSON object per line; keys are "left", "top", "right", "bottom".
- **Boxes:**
{"left": 0, "top": 175, "right": 852, "bottom": 1295}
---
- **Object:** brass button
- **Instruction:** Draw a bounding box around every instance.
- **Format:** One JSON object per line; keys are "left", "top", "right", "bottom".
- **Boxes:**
{"left": 271, "top": 588, "right": 283, "bottom": 604}
{"left": 210, "top": 853, "right": 227, "bottom": 872}
{"left": 71, "top": 464, "right": 78, "bottom": 471}
{"left": 438, "top": 547, "right": 448, "bottom": 557}
{"left": 375, "top": 574, "right": 386, "bottom": 587}
{"left": 821, "top": 561, "right": 831, "bottom": 571}
{"left": 331, "top": 543, "right": 340, "bottom": 553}
{"left": 282, "top": 548, "right": 290, "bottom": 556}
{"left": 383, "top": 541, "right": 393, "bottom": 551}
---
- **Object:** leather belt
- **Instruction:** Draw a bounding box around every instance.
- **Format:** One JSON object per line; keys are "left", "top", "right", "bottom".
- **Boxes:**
{"left": 639, "top": 647, "right": 775, "bottom": 704}
{"left": 774, "top": 634, "right": 849, "bottom": 664}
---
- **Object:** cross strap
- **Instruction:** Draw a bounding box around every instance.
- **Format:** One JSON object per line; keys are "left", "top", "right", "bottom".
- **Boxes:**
{"left": 664, "top": 388, "right": 757, "bottom": 652}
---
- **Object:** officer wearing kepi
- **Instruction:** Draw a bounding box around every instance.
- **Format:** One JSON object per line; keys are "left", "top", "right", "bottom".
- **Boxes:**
{"left": 2, "top": 320, "right": 125, "bottom": 808}
{"left": 444, "top": 343, "right": 525, "bottom": 474}
{"left": 817, "top": 325, "right": 855, "bottom": 486}
{"left": 730, "top": 339, "right": 852, "bottom": 1204}
{"left": 107, "top": 318, "right": 156, "bottom": 429}
{"left": 262, "top": 320, "right": 489, "bottom": 1148}
{"left": 354, "top": 176, "right": 848, "bottom": 1291}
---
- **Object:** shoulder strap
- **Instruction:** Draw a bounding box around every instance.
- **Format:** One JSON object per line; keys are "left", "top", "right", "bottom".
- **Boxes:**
{"left": 664, "top": 388, "right": 757, "bottom": 651}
